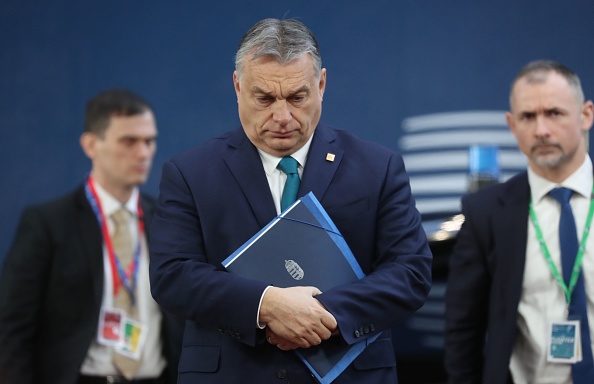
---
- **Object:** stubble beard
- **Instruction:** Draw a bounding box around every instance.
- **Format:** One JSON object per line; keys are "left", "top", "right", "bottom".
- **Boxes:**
{"left": 530, "top": 143, "right": 565, "bottom": 169}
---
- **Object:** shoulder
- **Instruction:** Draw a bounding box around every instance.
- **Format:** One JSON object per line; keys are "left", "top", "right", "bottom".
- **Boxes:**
{"left": 319, "top": 124, "right": 395, "bottom": 155}
{"left": 22, "top": 185, "right": 86, "bottom": 217}
{"left": 462, "top": 171, "right": 529, "bottom": 211}
{"left": 169, "top": 128, "right": 246, "bottom": 165}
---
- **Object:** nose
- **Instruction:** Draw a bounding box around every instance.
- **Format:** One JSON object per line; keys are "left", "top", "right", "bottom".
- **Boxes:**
{"left": 272, "top": 100, "right": 292, "bottom": 126}
{"left": 534, "top": 115, "right": 550, "bottom": 138}
{"left": 137, "top": 139, "right": 156, "bottom": 159}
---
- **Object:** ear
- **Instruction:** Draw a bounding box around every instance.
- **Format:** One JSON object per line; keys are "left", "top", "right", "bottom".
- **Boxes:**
{"left": 318, "top": 68, "right": 327, "bottom": 100}
{"left": 506, "top": 111, "right": 516, "bottom": 133}
{"left": 581, "top": 100, "right": 594, "bottom": 133}
{"left": 233, "top": 71, "right": 241, "bottom": 101}
{"left": 80, "top": 132, "right": 97, "bottom": 159}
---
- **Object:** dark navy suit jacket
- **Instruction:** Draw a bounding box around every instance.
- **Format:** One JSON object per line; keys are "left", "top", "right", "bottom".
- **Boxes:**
{"left": 0, "top": 185, "right": 183, "bottom": 384}
{"left": 445, "top": 172, "right": 531, "bottom": 384}
{"left": 149, "top": 124, "right": 432, "bottom": 383}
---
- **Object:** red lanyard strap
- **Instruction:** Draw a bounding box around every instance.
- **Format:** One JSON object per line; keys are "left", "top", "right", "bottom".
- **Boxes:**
{"left": 85, "top": 176, "right": 143, "bottom": 303}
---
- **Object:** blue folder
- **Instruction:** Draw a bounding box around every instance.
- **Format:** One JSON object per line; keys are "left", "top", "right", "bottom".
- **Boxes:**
{"left": 222, "top": 192, "right": 379, "bottom": 384}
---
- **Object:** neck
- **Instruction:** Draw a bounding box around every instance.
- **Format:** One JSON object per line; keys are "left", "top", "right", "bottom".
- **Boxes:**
{"left": 90, "top": 173, "right": 134, "bottom": 204}
{"left": 530, "top": 152, "right": 587, "bottom": 184}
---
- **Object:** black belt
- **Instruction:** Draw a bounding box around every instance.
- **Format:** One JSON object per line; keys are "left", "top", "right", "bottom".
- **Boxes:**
{"left": 78, "top": 375, "right": 165, "bottom": 384}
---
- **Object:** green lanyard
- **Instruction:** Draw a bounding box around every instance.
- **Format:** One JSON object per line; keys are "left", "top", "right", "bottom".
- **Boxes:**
{"left": 529, "top": 185, "right": 594, "bottom": 305}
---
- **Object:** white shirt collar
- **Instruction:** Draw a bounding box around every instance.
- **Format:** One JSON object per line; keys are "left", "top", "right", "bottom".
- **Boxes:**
{"left": 92, "top": 180, "right": 139, "bottom": 218}
{"left": 528, "top": 155, "right": 593, "bottom": 203}
{"left": 257, "top": 134, "right": 313, "bottom": 176}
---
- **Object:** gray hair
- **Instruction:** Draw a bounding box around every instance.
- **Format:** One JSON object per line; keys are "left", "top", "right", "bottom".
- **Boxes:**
{"left": 234, "top": 18, "right": 322, "bottom": 79}
{"left": 510, "top": 60, "right": 585, "bottom": 105}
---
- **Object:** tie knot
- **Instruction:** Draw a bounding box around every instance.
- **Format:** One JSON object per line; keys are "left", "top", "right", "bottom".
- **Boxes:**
{"left": 549, "top": 187, "right": 574, "bottom": 205}
{"left": 278, "top": 156, "right": 299, "bottom": 175}
{"left": 112, "top": 208, "right": 130, "bottom": 227}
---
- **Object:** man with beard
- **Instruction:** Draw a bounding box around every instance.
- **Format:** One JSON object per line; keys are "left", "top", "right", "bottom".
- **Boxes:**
{"left": 445, "top": 60, "right": 594, "bottom": 384}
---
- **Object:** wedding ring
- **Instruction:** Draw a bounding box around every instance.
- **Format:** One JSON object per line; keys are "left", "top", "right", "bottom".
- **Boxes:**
{"left": 267, "top": 336, "right": 273, "bottom": 344}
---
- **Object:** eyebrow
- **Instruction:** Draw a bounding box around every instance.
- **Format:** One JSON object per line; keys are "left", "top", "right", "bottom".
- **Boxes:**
{"left": 250, "top": 85, "right": 310, "bottom": 98}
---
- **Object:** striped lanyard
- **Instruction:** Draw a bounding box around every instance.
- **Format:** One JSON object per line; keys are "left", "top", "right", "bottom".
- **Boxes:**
{"left": 85, "top": 176, "right": 143, "bottom": 304}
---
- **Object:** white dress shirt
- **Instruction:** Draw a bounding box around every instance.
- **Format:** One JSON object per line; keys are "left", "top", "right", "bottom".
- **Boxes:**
{"left": 254, "top": 136, "right": 313, "bottom": 327}
{"left": 256, "top": 138, "right": 311, "bottom": 215}
{"left": 510, "top": 156, "right": 594, "bottom": 384}
{"left": 80, "top": 181, "right": 165, "bottom": 378}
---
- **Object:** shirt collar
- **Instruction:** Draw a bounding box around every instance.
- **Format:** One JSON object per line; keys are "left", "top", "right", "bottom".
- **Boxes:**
{"left": 92, "top": 180, "right": 139, "bottom": 218}
{"left": 257, "top": 134, "right": 313, "bottom": 176}
{"left": 528, "top": 155, "right": 593, "bottom": 203}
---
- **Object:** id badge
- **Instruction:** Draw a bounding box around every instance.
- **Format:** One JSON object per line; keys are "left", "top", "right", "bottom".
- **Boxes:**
{"left": 547, "top": 320, "right": 581, "bottom": 363}
{"left": 114, "top": 318, "right": 147, "bottom": 360}
{"left": 97, "top": 307, "right": 124, "bottom": 346}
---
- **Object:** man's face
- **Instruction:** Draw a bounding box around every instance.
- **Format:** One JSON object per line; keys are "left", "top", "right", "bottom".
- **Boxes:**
{"left": 233, "top": 54, "right": 326, "bottom": 157}
{"left": 83, "top": 111, "right": 158, "bottom": 193}
{"left": 506, "top": 71, "right": 593, "bottom": 179}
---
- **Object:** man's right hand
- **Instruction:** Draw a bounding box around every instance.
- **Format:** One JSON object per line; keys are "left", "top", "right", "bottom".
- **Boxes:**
{"left": 259, "top": 286, "right": 337, "bottom": 349}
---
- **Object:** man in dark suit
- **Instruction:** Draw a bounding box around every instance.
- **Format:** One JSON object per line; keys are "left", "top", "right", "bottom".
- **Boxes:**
{"left": 445, "top": 60, "right": 594, "bottom": 384}
{"left": 0, "top": 89, "right": 182, "bottom": 384}
{"left": 148, "top": 18, "right": 432, "bottom": 384}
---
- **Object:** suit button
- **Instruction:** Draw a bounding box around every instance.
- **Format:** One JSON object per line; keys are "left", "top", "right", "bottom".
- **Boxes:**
{"left": 354, "top": 330, "right": 360, "bottom": 337}
{"left": 364, "top": 326, "right": 370, "bottom": 334}
{"left": 370, "top": 323, "right": 375, "bottom": 332}
{"left": 277, "top": 369, "right": 287, "bottom": 379}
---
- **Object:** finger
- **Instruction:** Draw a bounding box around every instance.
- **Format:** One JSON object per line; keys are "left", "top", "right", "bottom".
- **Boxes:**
{"left": 309, "top": 286, "right": 322, "bottom": 296}
{"left": 320, "top": 311, "right": 338, "bottom": 333}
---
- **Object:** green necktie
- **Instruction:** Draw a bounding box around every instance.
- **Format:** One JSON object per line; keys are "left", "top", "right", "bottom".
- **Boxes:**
{"left": 277, "top": 156, "right": 300, "bottom": 212}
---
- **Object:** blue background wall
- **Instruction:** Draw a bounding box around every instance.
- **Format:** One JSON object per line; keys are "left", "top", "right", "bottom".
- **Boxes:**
{"left": 2, "top": 0, "right": 594, "bottom": 261}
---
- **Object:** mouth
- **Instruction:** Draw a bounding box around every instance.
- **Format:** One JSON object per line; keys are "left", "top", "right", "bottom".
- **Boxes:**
{"left": 132, "top": 164, "right": 151, "bottom": 174}
{"left": 269, "top": 130, "right": 295, "bottom": 139}
{"left": 532, "top": 143, "right": 560, "bottom": 153}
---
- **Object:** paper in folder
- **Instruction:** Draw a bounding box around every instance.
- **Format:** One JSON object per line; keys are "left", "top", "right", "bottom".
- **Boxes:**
{"left": 222, "top": 192, "right": 379, "bottom": 384}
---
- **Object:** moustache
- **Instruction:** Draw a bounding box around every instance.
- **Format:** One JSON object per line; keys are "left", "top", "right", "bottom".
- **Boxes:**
{"left": 531, "top": 141, "right": 561, "bottom": 151}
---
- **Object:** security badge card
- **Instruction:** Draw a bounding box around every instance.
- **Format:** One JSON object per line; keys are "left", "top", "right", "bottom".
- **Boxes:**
{"left": 548, "top": 319, "right": 582, "bottom": 363}
{"left": 97, "top": 307, "right": 147, "bottom": 360}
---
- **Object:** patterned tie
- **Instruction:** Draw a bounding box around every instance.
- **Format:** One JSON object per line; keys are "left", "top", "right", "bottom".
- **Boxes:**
{"left": 549, "top": 187, "right": 594, "bottom": 383}
{"left": 277, "top": 156, "right": 301, "bottom": 211}
{"left": 111, "top": 208, "right": 142, "bottom": 379}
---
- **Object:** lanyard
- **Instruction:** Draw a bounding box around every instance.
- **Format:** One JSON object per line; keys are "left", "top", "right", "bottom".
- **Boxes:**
{"left": 529, "top": 185, "right": 594, "bottom": 306}
{"left": 84, "top": 176, "right": 143, "bottom": 305}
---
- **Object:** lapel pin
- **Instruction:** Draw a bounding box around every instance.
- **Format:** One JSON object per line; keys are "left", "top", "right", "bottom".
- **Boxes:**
{"left": 326, "top": 153, "right": 335, "bottom": 162}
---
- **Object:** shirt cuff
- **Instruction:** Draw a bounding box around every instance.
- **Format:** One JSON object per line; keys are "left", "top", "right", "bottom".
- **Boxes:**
{"left": 256, "top": 285, "right": 273, "bottom": 329}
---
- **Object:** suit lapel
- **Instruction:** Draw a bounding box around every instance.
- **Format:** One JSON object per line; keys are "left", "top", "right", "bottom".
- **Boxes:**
{"left": 492, "top": 173, "right": 530, "bottom": 309}
{"left": 224, "top": 129, "right": 278, "bottom": 227}
{"left": 222, "top": 126, "right": 343, "bottom": 225}
{"left": 140, "top": 194, "right": 154, "bottom": 243}
{"left": 75, "top": 185, "right": 105, "bottom": 302}
{"left": 300, "top": 125, "right": 343, "bottom": 202}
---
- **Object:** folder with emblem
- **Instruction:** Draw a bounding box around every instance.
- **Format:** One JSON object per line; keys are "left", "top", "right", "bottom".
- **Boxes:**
{"left": 222, "top": 192, "right": 379, "bottom": 384}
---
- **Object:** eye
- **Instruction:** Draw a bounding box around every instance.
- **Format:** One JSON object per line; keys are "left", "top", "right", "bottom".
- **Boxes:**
{"left": 520, "top": 112, "right": 535, "bottom": 121}
{"left": 546, "top": 109, "right": 562, "bottom": 117}
{"left": 255, "top": 95, "right": 273, "bottom": 105}
{"left": 289, "top": 94, "right": 306, "bottom": 104}
{"left": 121, "top": 137, "right": 137, "bottom": 146}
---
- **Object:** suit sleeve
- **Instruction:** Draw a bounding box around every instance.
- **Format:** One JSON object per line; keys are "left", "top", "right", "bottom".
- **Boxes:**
{"left": 444, "top": 194, "right": 490, "bottom": 383}
{"left": 316, "top": 152, "right": 433, "bottom": 345}
{"left": 0, "top": 207, "right": 52, "bottom": 384}
{"left": 149, "top": 160, "right": 270, "bottom": 347}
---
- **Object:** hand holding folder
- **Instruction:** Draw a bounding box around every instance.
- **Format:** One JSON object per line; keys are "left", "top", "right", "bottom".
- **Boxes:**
{"left": 222, "top": 192, "right": 380, "bottom": 384}
{"left": 259, "top": 285, "right": 337, "bottom": 350}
